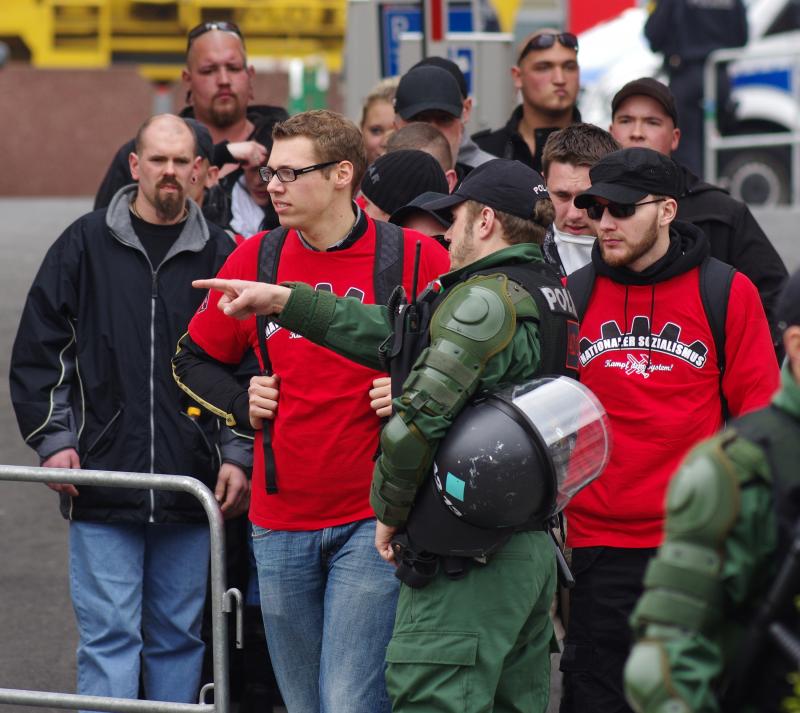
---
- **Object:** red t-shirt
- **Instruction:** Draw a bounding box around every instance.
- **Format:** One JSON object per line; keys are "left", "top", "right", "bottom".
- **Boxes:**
{"left": 189, "top": 218, "right": 450, "bottom": 530}
{"left": 566, "top": 268, "right": 779, "bottom": 549}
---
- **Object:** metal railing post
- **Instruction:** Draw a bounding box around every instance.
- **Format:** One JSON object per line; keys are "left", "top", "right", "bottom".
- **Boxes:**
{"left": 0, "top": 464, "right": 241, "bottom": 713}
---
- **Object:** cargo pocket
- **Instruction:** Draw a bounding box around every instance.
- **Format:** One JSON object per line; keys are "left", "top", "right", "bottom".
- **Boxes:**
{"left": 386, "top": 631, "right": 479, "bottom": 712}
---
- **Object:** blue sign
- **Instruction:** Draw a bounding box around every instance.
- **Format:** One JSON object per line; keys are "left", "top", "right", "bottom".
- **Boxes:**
{"left": 450, "top": 46, "right": 474, "bottom": 95}
{"left": 380, "top": 3, "right": 474, "bottom": 78}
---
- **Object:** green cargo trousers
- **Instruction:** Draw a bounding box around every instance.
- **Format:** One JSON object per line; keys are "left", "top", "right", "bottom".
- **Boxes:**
{"left": 385, "top": 530, "right": 557, "bottom": 713}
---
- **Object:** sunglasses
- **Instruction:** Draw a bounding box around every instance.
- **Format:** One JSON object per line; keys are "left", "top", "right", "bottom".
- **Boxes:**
{"left": 584, "top": 198, "right": 665, "bottom": 221}
{"left": 518, "top": 32, "right": 578, "bottom": 63}
{"left": 187, "top": 21, "right": 243, "bottom": 50}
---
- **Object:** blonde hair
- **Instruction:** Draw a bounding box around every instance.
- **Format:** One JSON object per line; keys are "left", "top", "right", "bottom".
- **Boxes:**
{"left": 360, "top": 76, "right": 400, "bottom": 128}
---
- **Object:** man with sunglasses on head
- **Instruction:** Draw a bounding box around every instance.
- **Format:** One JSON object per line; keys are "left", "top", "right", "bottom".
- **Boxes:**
{"left": 95, "top": 21, "right": 287, "bottom": 229}
{"left": 173, "top": 110, "right": 449, "bottom": 713}
{"left": 558, "top": 146, "right": 778, "bottom": 713}
{"left": 473, "top": 29, "right": 580, "bottom": 173}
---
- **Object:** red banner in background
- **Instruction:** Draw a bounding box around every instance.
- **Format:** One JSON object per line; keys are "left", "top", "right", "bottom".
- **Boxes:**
{"left": 569, "top": 0, "right": 637, "bottom": 35}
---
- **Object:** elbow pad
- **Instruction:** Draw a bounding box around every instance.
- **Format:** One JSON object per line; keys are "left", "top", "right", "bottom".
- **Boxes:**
{"left": 631, "top": 436, "right": 741, "bottom": 636}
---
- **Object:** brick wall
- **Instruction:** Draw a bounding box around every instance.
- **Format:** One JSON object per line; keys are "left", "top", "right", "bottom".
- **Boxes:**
{"left": 0, "top": 63, "right": 342, "bottom": 196}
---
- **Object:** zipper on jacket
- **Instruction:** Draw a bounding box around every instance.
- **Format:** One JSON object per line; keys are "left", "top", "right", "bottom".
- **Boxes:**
{"left": 149, "top": 271, "right": 157, "bottom": 522}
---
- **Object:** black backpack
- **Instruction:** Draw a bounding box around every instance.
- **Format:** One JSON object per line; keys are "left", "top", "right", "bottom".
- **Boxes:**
{"left": 253, "top": 222, "right": 406, "bottom": 493}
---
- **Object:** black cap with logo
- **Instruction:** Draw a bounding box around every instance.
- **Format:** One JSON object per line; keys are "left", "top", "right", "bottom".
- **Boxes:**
{"left": 421, "top": 159, "right": 550, "bottom": 221}
{"left": 776, "top": 269, "right": 800, "bottom": 332}
{"left": 574, "top": 147, "right": 683, "bottom": 207}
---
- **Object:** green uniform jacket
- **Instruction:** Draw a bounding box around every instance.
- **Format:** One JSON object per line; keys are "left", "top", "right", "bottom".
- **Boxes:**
{"left": 625, "top": 363, "right": 800, "bottom": 713}
{"left": 277, "top": 243, "right": 543, "bottom": 527}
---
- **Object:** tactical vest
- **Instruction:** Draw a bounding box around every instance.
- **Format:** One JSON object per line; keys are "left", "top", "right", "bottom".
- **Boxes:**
{"left": 384, "top": 257, "right": 579, "bottom": 583}
{"left": 722, "top": 405, "right": 800, "bottom": 712}
{"left": 384, "top": 259, "right": 579, "bottom": 398}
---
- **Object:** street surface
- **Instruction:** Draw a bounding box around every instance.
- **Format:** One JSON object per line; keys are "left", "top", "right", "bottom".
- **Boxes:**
{"left": 0, "top": 198, "right": 797, "bottom": 713}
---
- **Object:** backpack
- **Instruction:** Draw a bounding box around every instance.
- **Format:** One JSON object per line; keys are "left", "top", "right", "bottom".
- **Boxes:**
{"left": 254, "top": 222, "right": 406, "bottom": 493}
{"left": 567, "top": 257, "right": 736, "bottom": 416}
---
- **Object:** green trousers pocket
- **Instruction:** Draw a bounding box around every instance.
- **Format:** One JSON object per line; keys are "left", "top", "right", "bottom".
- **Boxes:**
{"left": 386, "top": 631, "right": 480, "bottom": 712}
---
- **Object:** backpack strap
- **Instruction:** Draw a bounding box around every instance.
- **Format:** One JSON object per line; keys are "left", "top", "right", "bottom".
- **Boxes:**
{"left": 373, "top": 221, "right": 405, "bottom": 305}
{"left": 255, "top": 226, "right": 289, "bottom": 494}
{"left": 699, "top": 257, "right": 736, "bottom": 422}
{"left": 566, "top": 262, "right": 596, "bottom": 321}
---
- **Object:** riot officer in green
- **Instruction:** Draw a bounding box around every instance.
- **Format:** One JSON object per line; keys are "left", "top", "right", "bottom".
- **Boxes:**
{"left": 194, "top": 158, "right": 598, "bottom": 712}
{"left": 623, "top": 269, "right": 800, "bottom": 713}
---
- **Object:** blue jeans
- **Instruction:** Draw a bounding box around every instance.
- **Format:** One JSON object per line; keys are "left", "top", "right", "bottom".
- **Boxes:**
{"left": 252, "top": 518, "right": 399, "bottom": 713}
{"left": 69, "top": 521, "right": 210, "bottom": 705}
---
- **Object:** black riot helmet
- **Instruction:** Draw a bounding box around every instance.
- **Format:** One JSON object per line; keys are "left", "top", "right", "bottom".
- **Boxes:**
{"left": 405, "top": 376, "right": 611, "bottom": 558}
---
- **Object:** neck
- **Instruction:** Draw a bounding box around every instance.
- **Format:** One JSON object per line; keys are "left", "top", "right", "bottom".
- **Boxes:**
{"left": 204, "top": 116, "right": 254, "bottom": 146}
{"left": 519, "top": 102, "right": 572, "bottom": 134}
{"left": 131, "top": 192, "right": 188, "bottom": 226}
{"left": 629, "top": 229, "right": 671, "bottom": 273}
{"left": 297, "top": 198, "right": 356, "bottom": 250}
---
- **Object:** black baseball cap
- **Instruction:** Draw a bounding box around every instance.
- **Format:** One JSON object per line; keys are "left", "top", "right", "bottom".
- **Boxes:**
{"left": 389, "top": 191, "right": 453, "bottom": 229}
{"left": 574, "top": 147, "right": 683, "bottom": 207}
{"left": 412, "top": 56, "right": 468, "bottom": 99}
{"left": 183, "top": 118, "right": 213, "bottom": 161}
{"left": 776, "top": 269, "right": 800, "bottom": 332}
{"left": 421, "top": 159, "right": 550, "bottom": 221}
{"left": 395, "top": 66, "right": 463, "bottom": 120}
{"left": 612, "top": 77, "right": 679, "bottom": 127}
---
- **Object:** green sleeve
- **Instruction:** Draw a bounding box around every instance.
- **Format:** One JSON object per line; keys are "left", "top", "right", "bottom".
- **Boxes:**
{"left": 276, "top": 282, "right": 393, "bottom": 371}
{"left": 370, "top": 274, "right": 541, "bottom": 526}
{"left": 624, "top": 435, "right": 776, "bottom": 713}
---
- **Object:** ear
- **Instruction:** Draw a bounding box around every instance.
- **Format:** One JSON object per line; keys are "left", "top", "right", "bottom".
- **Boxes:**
{"left": 511, "top": 64, "right": 522, "bottom": 92}
{"left": 334, "top": 160, "right": 354, "bottom": 191}
{"left": 181, "top": 69, "right": 192, "bottom": 104}
{"left": 129, "top": 152, "right": 140, "bottom": 181}
{"left": 478, "top": 206, "right": 496, "bottom": 239}
{"left": 784, "top": 326, "right": 800, "bottom": 380}
{"left": 462, "top": 97, "right": 473, "bottom": 124}
{"left": 247, "top": 65, "right": 255, "bottom": 102}
{"left": 671, "top": 127, "right": 681, "bottom": 153}
{"left": 190, "top": 155, "right": 203, "bottom": 184}
{"left": 205, "top": 164, "right": 220, "bottom": 189}
{"left": 445, "top": 169, "right": 458, "bottom": 193}
{"left": 660, "top": 197, "right": 678, "bottom": 225}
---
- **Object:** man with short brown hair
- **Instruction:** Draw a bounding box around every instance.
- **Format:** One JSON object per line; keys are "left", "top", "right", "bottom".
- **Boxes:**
{"left": 473, "top": 29, "right": 581, "bottom": 171}
{"left": 173, "top": 109, "right": 449, "bottom": 712}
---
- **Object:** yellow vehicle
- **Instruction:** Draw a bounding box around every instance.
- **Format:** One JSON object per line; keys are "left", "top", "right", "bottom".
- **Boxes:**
{"left": 0, "top": 0, "right": 346, "bottom": 74}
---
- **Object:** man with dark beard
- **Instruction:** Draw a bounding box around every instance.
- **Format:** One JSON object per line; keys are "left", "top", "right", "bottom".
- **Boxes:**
{"left": 9, "top": 113, "right": 246, "bottom": 706}
{"left": 558, "top": 147, "right": 779, "bottom": 713}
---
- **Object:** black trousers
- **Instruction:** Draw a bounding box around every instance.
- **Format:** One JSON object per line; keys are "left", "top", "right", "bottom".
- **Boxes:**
{"left": 559, "top": 546, "right": 657, "bottom": 713}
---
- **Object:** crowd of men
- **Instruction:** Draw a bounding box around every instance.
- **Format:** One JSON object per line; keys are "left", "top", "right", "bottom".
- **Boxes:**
{"left": 9, "top": 14, "right": 799, "bottom": 713}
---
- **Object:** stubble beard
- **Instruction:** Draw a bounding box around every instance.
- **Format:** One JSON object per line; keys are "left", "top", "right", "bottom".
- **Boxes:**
{"left": 600, "top": 215, "right": 659, "bottom": 269}
{"left": 209, "top": 96, "right": 243, "bottom": 128}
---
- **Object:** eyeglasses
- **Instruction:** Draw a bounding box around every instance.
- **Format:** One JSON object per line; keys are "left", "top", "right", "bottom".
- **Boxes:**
{"left": 584, "top": 198, "right": 666, "bottom": 221}
{"left": 187, "top": 21, "right": 243, "bottom": 50}
{"left": 259, "top": 160, "right": 341, "bottom": 184}
{"left": 518, "top": 32, "right": 579, "bottom": 63}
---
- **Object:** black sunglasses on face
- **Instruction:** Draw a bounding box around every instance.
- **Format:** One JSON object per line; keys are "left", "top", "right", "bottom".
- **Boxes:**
{"left": 259, "top": 160, "right": 341, "bottom": 184}
{"left": 518, "top": 32, "right": 579, "bottom": 63}
{"left": 584, "top": 198, "right": 666, "bottom": 221}
{"left": 187, "top": 21, "right": 243, "bottom": 50}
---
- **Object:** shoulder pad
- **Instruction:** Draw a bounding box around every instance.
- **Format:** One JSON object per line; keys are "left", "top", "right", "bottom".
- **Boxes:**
{"left": 430, "top": 274, "right": 515, "bottom": 356}
{"left": 665, "top": 434, "right": 741, "bottom": 546}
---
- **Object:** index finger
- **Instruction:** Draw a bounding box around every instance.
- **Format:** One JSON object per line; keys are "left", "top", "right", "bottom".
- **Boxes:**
{"left": 193, "top": 278, "right": 236, "bottom": 294}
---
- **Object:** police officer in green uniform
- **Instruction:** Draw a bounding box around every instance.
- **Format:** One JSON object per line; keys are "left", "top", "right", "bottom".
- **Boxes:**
{"left": 194, "top": 158, "right": 603, "bottom": 712}
{"left": 623, "top": 269, "right": 800, "bottom": 713}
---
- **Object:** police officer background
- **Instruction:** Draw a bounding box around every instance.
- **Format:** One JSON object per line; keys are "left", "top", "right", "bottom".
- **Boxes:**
{"left": 191, "top": 158, "right": 612, "bottom": 712}
{"left": 623, "top": 268, "right": 800, "bottom": 713}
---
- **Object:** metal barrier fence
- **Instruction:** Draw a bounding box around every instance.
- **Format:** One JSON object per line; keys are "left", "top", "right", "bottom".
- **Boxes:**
{"left": 0, "top": 464, "right": 243, "bottom": 713}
